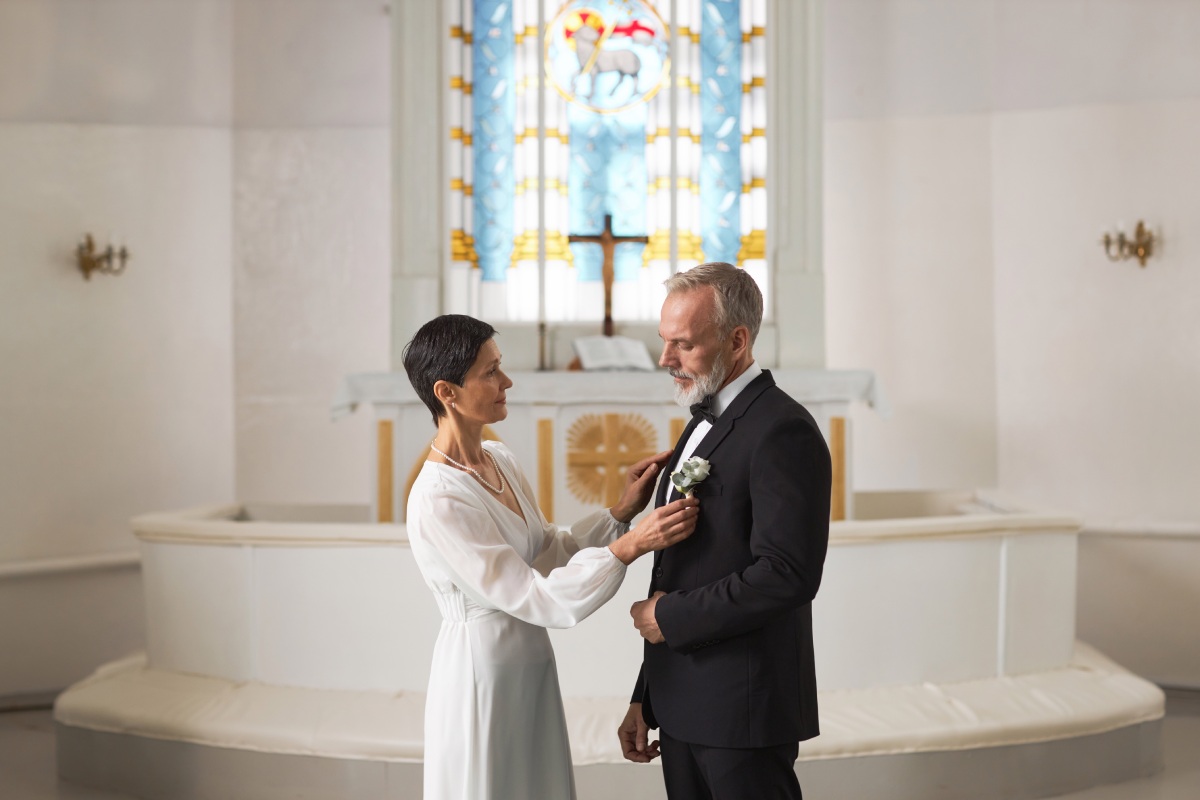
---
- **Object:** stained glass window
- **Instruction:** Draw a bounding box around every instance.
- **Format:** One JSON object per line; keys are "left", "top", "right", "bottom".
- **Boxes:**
{"left": 445, "top": 0, "right": 768, "bottom": 323}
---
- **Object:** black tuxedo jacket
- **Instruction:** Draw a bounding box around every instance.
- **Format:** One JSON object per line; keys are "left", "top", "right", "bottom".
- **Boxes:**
{"left": 632, "top": 370, "right": 831, "bottom": 749}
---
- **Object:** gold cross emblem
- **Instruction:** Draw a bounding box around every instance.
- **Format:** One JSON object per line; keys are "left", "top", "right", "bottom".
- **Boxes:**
{"left": 566, "top": 413, "right": 657, "bottom": 506}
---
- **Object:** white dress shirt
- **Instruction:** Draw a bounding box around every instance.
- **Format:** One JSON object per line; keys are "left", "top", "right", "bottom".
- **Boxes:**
{"left": 677, "top": 360, "right": 763, "bottom": 464}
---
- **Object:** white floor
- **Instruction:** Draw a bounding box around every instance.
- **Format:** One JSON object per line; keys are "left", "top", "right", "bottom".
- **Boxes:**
{"left": 2, "top": 692, "right": 1198, "bottom": 800}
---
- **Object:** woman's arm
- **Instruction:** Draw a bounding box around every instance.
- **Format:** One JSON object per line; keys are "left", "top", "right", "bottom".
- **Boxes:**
{"left": 494, "top": 443, "right": 696, "bottom": 572}
{"left": 489, "top": 443, "right": 633, "bottom": 574}
{"left": 410, "top": 484, "right": 626, "bottom": 629}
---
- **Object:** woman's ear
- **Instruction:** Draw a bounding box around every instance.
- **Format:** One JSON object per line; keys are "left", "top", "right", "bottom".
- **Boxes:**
{"left": 433, "top": 380, "right": 456, "bottom": 413}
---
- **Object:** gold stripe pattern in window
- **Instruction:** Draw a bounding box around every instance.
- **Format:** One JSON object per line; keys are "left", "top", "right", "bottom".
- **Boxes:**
{"left": 737, "top": 229, "right": 766, "bottom": 261}
{"left": 451, "top": 229, "right": 479, "bottom": 263}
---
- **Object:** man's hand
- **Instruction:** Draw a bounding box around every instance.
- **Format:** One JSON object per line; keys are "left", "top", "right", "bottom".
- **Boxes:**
{"left": 631, "top": 591, "right": 666, "bottom": 643}
{"left": 618, "top": 703, "right": 660, "bottom": 763}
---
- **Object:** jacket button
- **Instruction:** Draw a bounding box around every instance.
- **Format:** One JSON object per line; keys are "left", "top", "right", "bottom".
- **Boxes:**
{"left": 654, "top": 567, "right": 663, "bottom": 578}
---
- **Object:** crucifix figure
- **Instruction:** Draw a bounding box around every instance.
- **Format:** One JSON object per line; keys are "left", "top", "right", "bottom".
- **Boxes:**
{"left": 568, "top": 214, "right": 649, "bottom": 336}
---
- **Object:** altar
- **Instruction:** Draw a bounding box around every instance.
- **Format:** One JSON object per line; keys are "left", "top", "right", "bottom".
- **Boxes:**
{"left": 331, "top": 368, "right": 890, "bottom": 523}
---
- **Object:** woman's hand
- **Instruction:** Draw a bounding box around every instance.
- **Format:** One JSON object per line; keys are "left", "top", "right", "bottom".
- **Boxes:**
{"left": 608, "top": 496, "right": 699, "bottom": 565}
{"left": 610, "top": 449, "right": 674, "bottom": 523}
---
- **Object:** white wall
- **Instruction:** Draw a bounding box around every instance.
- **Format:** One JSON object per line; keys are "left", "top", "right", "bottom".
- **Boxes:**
{"left": 823, "top": 0, "right": 1200, "bottom": 684}
{"left": 823, "top": 0, "right": 999, "bottom": 492}
{"left": 824, "top": 113, "right": 998, "bottom": 490}
{"left": 991, "top": 0, "right": 1200, "bottom": 520}
{"left": 0, "top": 0, "right": 235, "bottom": 698}
{"left": 992, "top": 101, "right": 1200, "bottom": 521}
{"left": 0, "top": 0, "right": 393, "bottom": 700}
{"left": 1077, "top": 529, "right": 1200, "bottom": 688}
{"left": 232, "top": 0, "right": 392, "bottom": 504}
{"left": 824, "top": 0, "right": 1200, "bottom": 517}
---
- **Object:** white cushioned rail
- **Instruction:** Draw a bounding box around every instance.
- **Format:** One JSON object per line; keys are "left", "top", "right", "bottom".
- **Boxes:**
{"left": 55, "top": 642, "right": 1162, "bottom": 766}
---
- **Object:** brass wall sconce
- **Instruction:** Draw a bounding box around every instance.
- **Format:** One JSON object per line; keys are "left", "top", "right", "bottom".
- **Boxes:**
{"left": 1100, "top": 220, "right": 1155, "bottom": 267}
{"left": 76, "top": 233, "right": 129, "bottom": 280}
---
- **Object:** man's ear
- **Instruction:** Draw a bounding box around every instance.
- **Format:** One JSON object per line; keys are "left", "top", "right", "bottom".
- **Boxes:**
{"left": 729, "top": 325, "right": 751, "bottom": 358}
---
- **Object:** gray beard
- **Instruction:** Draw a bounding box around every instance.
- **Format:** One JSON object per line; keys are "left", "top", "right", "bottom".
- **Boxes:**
{"left": 671, "top": 351, "right": 730, "bottom": 409}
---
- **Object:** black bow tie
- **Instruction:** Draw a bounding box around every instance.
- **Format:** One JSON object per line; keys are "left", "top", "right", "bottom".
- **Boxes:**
{"left": 690, "top": 395, "right": 716, "bottom": 424}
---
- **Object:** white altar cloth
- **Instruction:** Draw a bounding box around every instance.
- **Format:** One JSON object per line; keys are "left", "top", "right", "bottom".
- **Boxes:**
{"left": 331, "top": 369, "right": 890, "bottom": 420}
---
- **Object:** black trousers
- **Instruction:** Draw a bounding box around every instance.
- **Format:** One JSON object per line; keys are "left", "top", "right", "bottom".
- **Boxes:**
{"left": 659, "top": 730, "right": 803, "bottom": 800}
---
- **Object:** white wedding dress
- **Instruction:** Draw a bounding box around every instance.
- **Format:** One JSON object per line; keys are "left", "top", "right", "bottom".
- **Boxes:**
{"left": 406, "top": 441, "right": 629, "bottom": 800}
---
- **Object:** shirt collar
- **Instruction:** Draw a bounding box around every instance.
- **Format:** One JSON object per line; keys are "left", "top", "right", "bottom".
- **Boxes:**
{"left": 711, "top": 360, "right": 761, "bottom": 419}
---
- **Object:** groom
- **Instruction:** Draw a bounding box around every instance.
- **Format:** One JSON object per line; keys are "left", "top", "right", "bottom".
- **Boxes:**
{"left": 617, "top": 262, "right": 832, "bottom": 799}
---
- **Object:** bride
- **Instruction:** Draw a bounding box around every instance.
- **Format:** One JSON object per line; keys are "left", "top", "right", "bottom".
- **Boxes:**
{"left": 402, "top": 314, "right": 699, "bottom": 800}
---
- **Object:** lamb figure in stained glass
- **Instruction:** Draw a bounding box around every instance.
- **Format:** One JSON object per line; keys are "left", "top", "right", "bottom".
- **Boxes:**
{"left": 571, "top": 23, "right": 642, "bottom": 98}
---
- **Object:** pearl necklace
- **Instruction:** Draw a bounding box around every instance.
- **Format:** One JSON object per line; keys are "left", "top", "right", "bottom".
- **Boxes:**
{"left": 429, "top": 441, "right": 506, "bottom": 495}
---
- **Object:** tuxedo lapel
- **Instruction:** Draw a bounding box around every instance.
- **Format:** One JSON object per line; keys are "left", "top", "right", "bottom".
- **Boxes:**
{"left": 689, "top": 370, "right": 775, "bottom": 462}
{"left": 652, "top": 372, "right": 776, "bottom": 579}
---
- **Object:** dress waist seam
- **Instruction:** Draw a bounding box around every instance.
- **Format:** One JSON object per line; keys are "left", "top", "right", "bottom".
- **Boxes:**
{"left": 432, "top": 590, "right": 501, "bottom": 622}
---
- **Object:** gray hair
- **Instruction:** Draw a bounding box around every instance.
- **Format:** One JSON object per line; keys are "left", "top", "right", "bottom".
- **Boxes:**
{"left": 663, "top": 262, "right": 763, "bottom": 344}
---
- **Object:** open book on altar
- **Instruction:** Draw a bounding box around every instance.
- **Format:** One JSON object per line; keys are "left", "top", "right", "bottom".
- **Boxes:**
{"left": 572, "top": 335, "right": 656, "bottom": 372}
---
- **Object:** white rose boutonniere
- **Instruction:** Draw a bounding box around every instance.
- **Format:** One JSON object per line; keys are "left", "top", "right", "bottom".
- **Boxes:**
{"left": 671, "top": 456, "right": 711, "bottom": 498}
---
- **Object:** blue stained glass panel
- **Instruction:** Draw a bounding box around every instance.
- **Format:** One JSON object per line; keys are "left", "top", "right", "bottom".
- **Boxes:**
{"left": 473, "top": 0, "right": 515, "bottom": 282}
{"left": 700, "top": 0, "right": 742, "bottom": 264}
{"left": 567, "top": 103, "right": 648, "bottom": 282}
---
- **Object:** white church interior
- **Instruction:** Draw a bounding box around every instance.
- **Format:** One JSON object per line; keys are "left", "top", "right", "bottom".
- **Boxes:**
{"left": 2, "top": 1, "right": 1199, "bottom": 799}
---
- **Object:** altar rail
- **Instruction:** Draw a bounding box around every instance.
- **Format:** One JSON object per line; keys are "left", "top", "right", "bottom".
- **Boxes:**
{"left": 57, "top": 498, "right": 1168, "bottom": 800}
{"left": 131, "top": 493, "right": 1076, "bottom": 696}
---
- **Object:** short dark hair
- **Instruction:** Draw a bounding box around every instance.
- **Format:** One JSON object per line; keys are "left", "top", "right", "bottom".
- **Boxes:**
{"left": 402, "top": 315, "right": 497, "bottom": 425}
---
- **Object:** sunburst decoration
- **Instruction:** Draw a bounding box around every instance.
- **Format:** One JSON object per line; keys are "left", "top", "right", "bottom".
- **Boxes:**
{"left": 566, "top": 412, "right": 658, "bottom": 506}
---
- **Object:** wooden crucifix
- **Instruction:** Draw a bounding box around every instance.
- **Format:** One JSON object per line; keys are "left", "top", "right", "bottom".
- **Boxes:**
{"left": 568, "top": 214, "right": 649, "bottom": 336}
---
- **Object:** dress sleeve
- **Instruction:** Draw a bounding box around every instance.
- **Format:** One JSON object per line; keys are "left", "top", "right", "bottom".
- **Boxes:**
{"left": 529, "top": 508, "right": 629, "bottom": 577}
{"left": 491, "top": 442, "right": 631, "bottom": 577}
{"left": 410, "top": 481, "right": 627, "bottom": 629}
